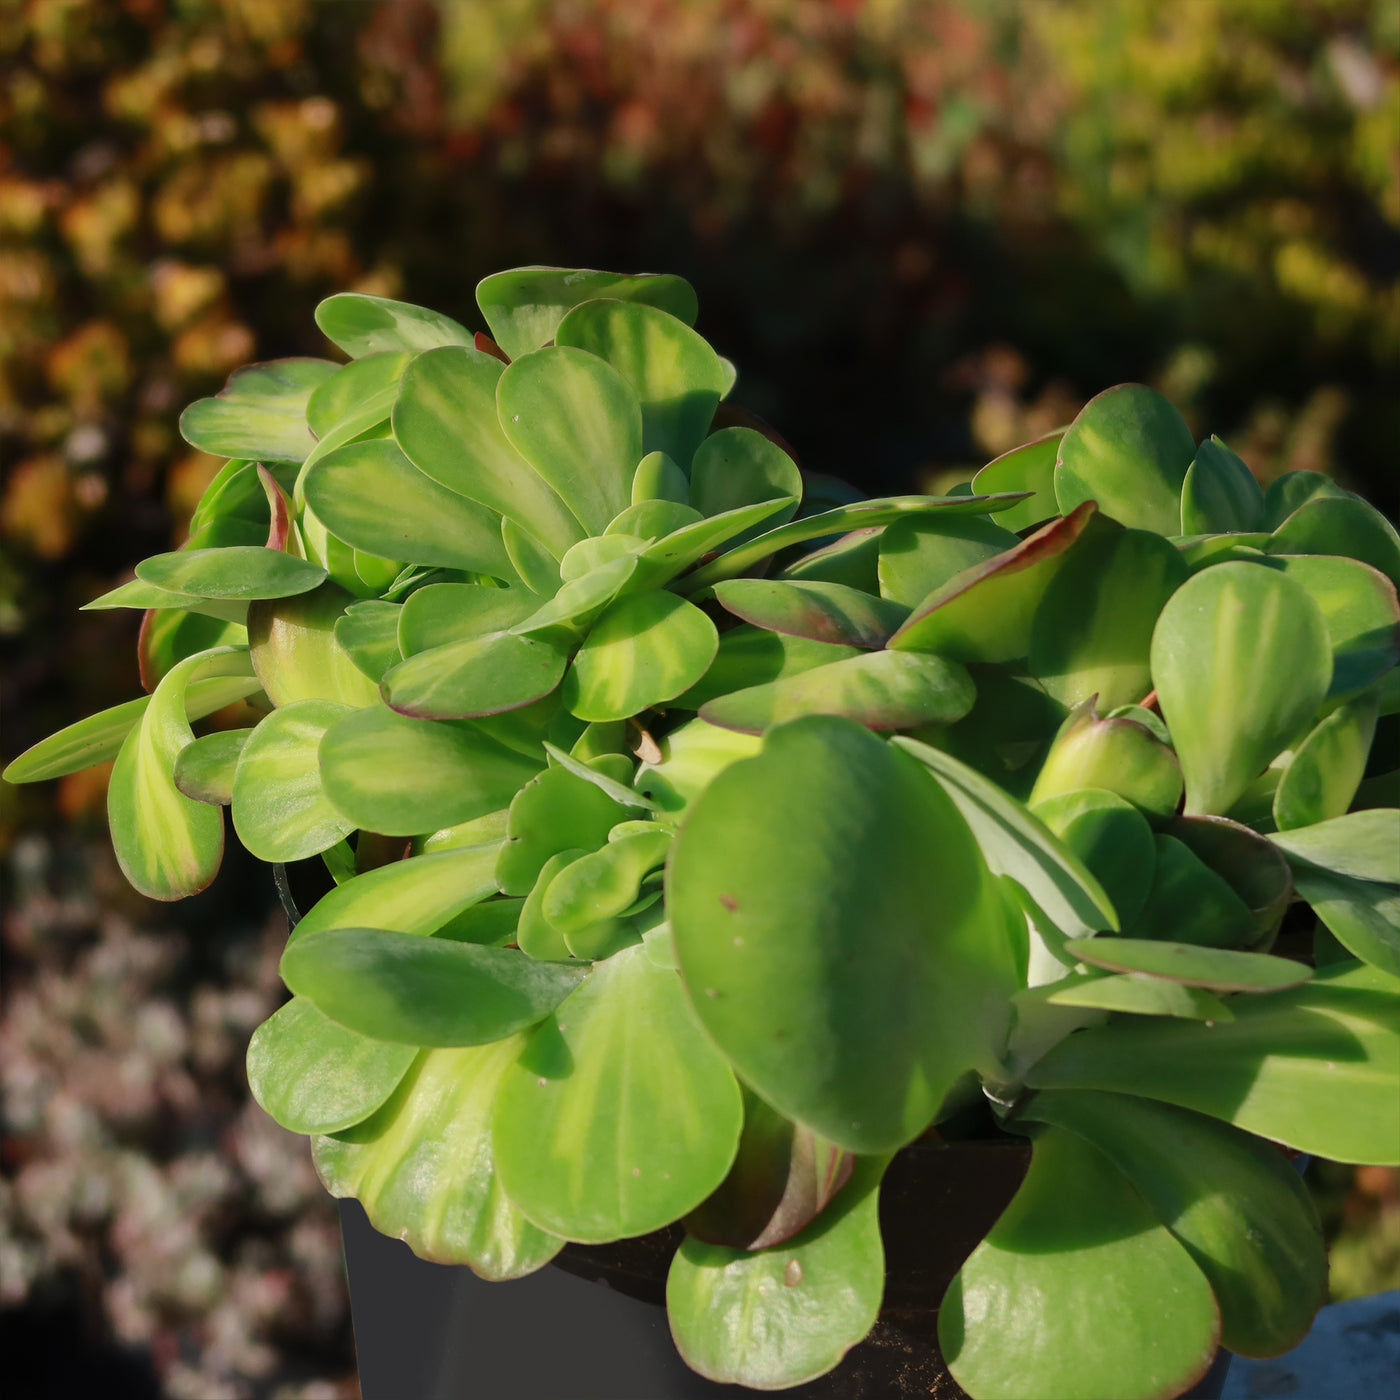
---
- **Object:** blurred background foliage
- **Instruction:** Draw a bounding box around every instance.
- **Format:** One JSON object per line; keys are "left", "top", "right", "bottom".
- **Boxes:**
{"left": 0, "top": 0, "right": 1396, "bottom": 1394}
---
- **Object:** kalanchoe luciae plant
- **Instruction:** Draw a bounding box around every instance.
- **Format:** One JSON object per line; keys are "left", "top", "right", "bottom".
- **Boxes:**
{"left": 7, "top": 268, "right": 1399, "bottom": 1399}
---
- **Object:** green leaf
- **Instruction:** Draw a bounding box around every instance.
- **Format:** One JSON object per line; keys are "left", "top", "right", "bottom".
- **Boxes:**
{"left": 1274, "top": 692, "right": 1378, "bottom": 829}
{"left": 397, "top": 582, "right": 541, "bottom": 655}
{"left": 1263, "top": 470, "right": 1353, "bottom": 530}
{"left": 381, "top": 629, "right": 571, "bottom": 721}
{"left": 669, "top": 717, "right": 1020, "bottom": 1152}
{"left": 1026, "top": 960, "right": 1400, "bottom": 1162}
{"left": 671, "top": 624, "right": 861, "bottom": 712}
{"left": 877, "top": 514, "right": 1021, "bottom": 608}
{"left": 392, "top": 346, "right": 585, "bottom": 558}
{"left": 247, "top": 996, "right": 416, "bottom": 1135}
{"left": 1029, "top": 789, "right": 1156, "bottom": 928}
{"left": 303, "top": 438, "right": 515, "bottom": 579}
{"left": 688, "top": 427, "right": 803, "bottom": 536}
{"left": 1170, "top": 815, "right": 1294, "bottom": 944}
{"left": 107, "top": 647, "right": 254, "bottom": 900}
{"left": 667, "top": 1155, "right": 886, "bottom": 1389}
{"left": 631, "top": 448, "right": 691, "bottom": 506}
{"left": 633, "top": 719, "right": 762, "bottom": 815}
{"left": 780, "top": 527, "right": 883, "bottom": 591}
{"left": 492, "top": 944, "right": 742, "bottom": 1241}
{"left": 496, "top": 765, "right": 630, "bottom": 896}
{"left": 333, "top": 600, "right": 403, "bottom": 683}
{"left": 1054, "top": 383, "right": 1196, "bottom": 534}
{"left": 496, "top": 346, "right": 640, "bottom": 535}
{"left": 559, "top": 533, "right": 647, "bottom": 581}
{"left": 1043, "top": 971, "right": 1232, "bottom": 1021}
{"left": 476, "top": 266, "right": 698, "bottom": 362}
{"left": 305, "top": 350, "right": 411, "bottom": 439}
{"left": 1290, "top": 868, "right": 1400, "bottom": 980}
{"left": 940, "top": 1124, "right": 1220, "bottom": 1400}
{"left": 608, "top": 497, "right": 701, "bottom": 539}
{"left": 700, "top": 649, "right": 975, "bottom": 734}
{"left": 136, "top": 546, "right": 327, "bottom": 601}
{"left": 172, "top": 728, "right": 250, "bottom": 805}
{"left": 970, "top": 430, "right": 1062, "bottom": 531}
{"left": 714, "top": 578, "right": 907, "bottom": 649}
{"left": 2, "top": 675, "right": 262, "bottom": 785}
{"left": 629, "top": 497, "right": 798, "bottom": 591}
{"left": 888, "top": 503, "right": 1097, "bottom": 662}
{"left": 1180, "top": 435, "right": 1265, "bottom": 535}
{"left": 1019, "top": 1090, "right": 1325, "bottom": 1357}
{"left": 556, "top": 298, "right": 727, "bottom": 467}
{"left": 1270, "top": 810, "right": 1400, "bottom": 884}
{"left": 314, "top": 1038, "right": 564, "bottom": 1277}
{"left": 894, "top": 735, "right": 1118, "bottom": 942}
{"left": 314, "top": 292, "right": 474, "bottom": 357}
{"left": 138, "top": 608, "right": 246, "bottom": 690}
{"left": 563, "top": 591, "right": 718, "bottom": 722}
{"left": 1268, "top": 494, "right": 1400, "bottom": 588}
{"left": 1028, "top": 516, "right": 1189, "bottom": 711}
{"left": 82, "top": 576, "right": 249, "bottom": 626}
{"left": 541, "top": 829, "right": 670, "bottom": 933}
{"left": 188, "top": 458, "right": 266, "bottom": 536}
{"left": 1124, "top": 834, "right": 1258, "bottom": 949}
{"left": 515, "top": 849, "right": 583, "bottom": 961}
{"left": 319, "top": 705, "right": 542, "bottom": 836}
{"left": 230, "top": 700, "right": 354, "bottom": 861}
{"left": 248, "top": 581, "right": 382, "bottom": 708}
{"left": 1152, "top": 561, "right": 1333, "bottom": 815}
{"left": 282, "top": 928, "right": 587, "bottom": 1045}
{"left": 179, "top": 358, "right": 338, "bottom": 463}
{"left": 1065, "top": 936, "right": 1312, "bottom": 992}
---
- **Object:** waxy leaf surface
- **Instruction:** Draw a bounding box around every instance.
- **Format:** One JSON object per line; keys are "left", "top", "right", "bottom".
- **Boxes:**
{"left": 137, "top": 547, "right": 327, "bottom": 601}
{"left": 173, "top": 728, "right": 250, "bottom": 805}
{"left": 1268, "top": 495, "right": 1400, "bottom": 588}
{"left": 714, "top": 578, "right": 907, "bottom": 649}
{"left": 249, "top": 582, "right": 381, "bottom": 708}
{"left": 1270, "top": 810, "right": 1400, "bottom": 884}
{"left": 688, "top": 427, "right": 802, "bottom": 533}
{"left": 1043, "top": 971, "right": 1232, "bottom": 1021}
{"left": 877, "top": 514, "right": 1020, "bottom": 608}
{"left": 315, "top": 292, "right": 473, "bottom": 357}
{"left": 1065, "top": 937, "right": 1312, "bottom": 992}
{"left": 496, "top": 765, "right": 630, "bottom": 896}
{"left": 334, "top": 600, "right": 403, "bottom": 683}
{"left": 179, "top": 358, "right": 337, "bottom": 463}
{"left": 1274, "top": 693, "right": 1378, "bottom": 829}
{"left": 1180, "top": 436, "right": 1266, "bottom": 535}
{"left": 382, "top": 629, "right": 571, "bottom": 720}
{"left": 970, "top": 430, "right": 1061, "bottom": 531}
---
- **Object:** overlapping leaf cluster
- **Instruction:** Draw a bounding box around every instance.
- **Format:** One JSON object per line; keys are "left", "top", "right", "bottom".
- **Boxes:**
{"left": 7, "top": 268, "right": 1399, "bottom": 1400}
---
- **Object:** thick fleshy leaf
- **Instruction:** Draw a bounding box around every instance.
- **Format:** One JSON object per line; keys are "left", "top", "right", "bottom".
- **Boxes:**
{"left": 492, "top": 944, "right": 742, "bottom": 1241}
{"left": 563, "top": 591, "right": 718, "bottom": 722}
{"left": 1054, "top": 383, "right": 1196, "bottom": 534}
{"left": 188, "top": 458, "right": 267, "bottom": 536}
{"left": 107, "top": 647, "right": 254, "bottom": 900}
{"left": 713, "top": 578, "right": 906, "bottom": 650}
{"left": 333, "top": 600, "right": 403, "bottom": 683}
{"left": 541, "top": 741, "right": 656, "bottom": 810}
{"left": 1065, "top": 936, "right": 1312, "bottom": 992}
{"left": 887, "top": 504, "right": 1097, "bottom": 662}
{"left": 667, "top": 1155, "right": 885, "bottom": 1390}
{"left": 282, "top": 928, "right": 587, "bottom": 1045}
{"left": 1026, "top": 960, "right": 1400, "bottom": 1163}
{"left": 669, "top": 717, "right": 1020, "bottom": 1152}
{"left": 1263, "top": 470, "right": 1353, "bottom": 529}
{"left": 382, "top": 630, "right": 571, "bottom": 720}
{"left": 1170, "top": 814, "right": 1293, "bottom": 943}
{"left": 314, "top": 1038, "right": 564, "bottom": 1277}
{"left": 672, "top": 625, "right": 861, "bottom": 712}
{"left": 877, "top": 514, "right": 1020, "bottom": 608}
{"left": 1274, "top": 692, "right": 1378, "bottom": 829}
{"left": 1270, "top": 809, "right": 1400, "bottom": 884}
{"left": 397, "top": 582, "right": 539, "bottom": 655}
{"left": 780, "top": 527, "right": 882, "bottom": 591}
{"left": 231, "top": 700, "right": 354, "bottom": 861}
{"left": 303, "top": 438, "right": 514, "bottom": 579}
{"left": 497, "top": 517, "right": 559, "bottom": 599}
{"left": 314, "top": 292, "right": 473, "bottom": 357}
{"left": 942, "top": 1124, "right": 1218, "bottom": 1400}
{"left": 496, "top": 346, "right": 640, "bottom": 535}
{"left": 559, "top": 533, "right": 647, "bottom": 581}
{"left": 1180, "top": 436, "right": 1265, "bottom": 535}
{"left": 515, "top": 849, "right": 583, "bottom": 961}
{"left": 541, "top": 829, "right": 670, "bottom": 933}
{"left": 82, "top": 576, "right": 249, "bottom": 625}
{"left": 138, "top": 608, "right": 246, "bottom": 691}
{"left": 687, "top": 427, "right": 803, "bottom": 536}
{"left": 319, "top": 705, "right": 542, "bottom": 836}
{"left": 1020, "top": 1090, "right": 1326, "bottom": 1357}
{"left": 631, "top": 448, "right": 690, "bottom": 506}
{"left": 247, "top": 996, "right": 416, "bottom": 1136}
{"left": 476, "top": 267, "right": 698, "bottom": 362}
{"left": 172, "top": 728, "right": 250, "bottom": 805}
{"left": 608, "top": 497, "right": 701, "bottom": 539}
{"left": 179, "top": 358, "right": 337, "bottom": 462}
{"left": 495, "top": 765, "right": 631, "bottom": 896}
{"left": 700, "top": 649, "right": 975, "bottom": 735}
{"left": 1152, "top": 561, "right": 1332, "bottom": 815}
{"left": 1177, "top": 532, "right": 1272, "bottom": 572}
{"left": 306, "top": 350, "right": 411, "bottom": 438}
{"left": 392, "top": 346, "right": 584, "bottom": 558}
{"left": 1028, "top": 517, "right": 1189, "bottom": 711}
{"left": 1125, "top": 834, "right": 1258, "bottom": 948}
{"left": 556, "top": 299, "right": 726, "bottom": 467}
{"left": 631, "top": 721, "right": 762, "bottom": 817}
{"left": 970, "top": 430, "right": 1062, "bottom": 531}
{"left": 1268, "top": 494, "right": 1400, "bottom": 588}
{"left": 136, "top": 546, "right": 327, "bottom": 601}
{"left": 629, "top": 497, "right": 798, "bottom": 592}
{"left": 1029, "top": 789, "right": 1156, "bottom": 929}
{"left": 248, "top": 582, "right": 381, "bottom": 707}
{"left": 1042, "top": 970, "right": 1232, "bottom": 1021}
{"left": 894, "top": 736, "right": 1117, "bottom": 942}
{"left": 1291, "top": 868, "right": 1400, "bottom": 979}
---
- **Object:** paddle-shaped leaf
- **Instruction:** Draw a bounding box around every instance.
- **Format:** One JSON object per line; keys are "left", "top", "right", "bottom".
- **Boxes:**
{"left": 1290, "top": 869, "right": 1400, "bottom": 980}
{"left": 1274, "top": 692, "right": 1378, "bottom": 829}
{"left": 397, "top": 582, "right": 540, "bottom": 656}
{"left": 713, "top": 578, "right": 907, "bottom": 649}
{"left": 303, "top": 438, "right": 515, "bottom": 579}
{"left": 138, "top": 608, "right": 246, "bottom": 691}
{"left": 319, "top": 705, "right": 542, "bottom": 836}
{"left": 306, "top": 350, "right": 411, "bottom": 439}
{"left": 382, "top": 629, "right": 571, "bottom": 720}
{"left": 179, "top": 358, "right": 337, "bottom": 462}
{"left": 631, "top": 448, "right": 690, "bottom": 506}
{"left": 556, "top": 299, "right": 727, "bottom": 467}
{"left": 563, "top": 591, "right": 718, "bottom": 722}
{"left": 700, "top": 649, "right": 975, "bottom": 734}
{"left": 1180, "top": 435, "right": 1265, "bottom": 535}
{"left": 628, "top": 497, "right": 798, "bottom": 592}
{"left": 542, "top": 829, "right": 670, "bottom": 933}
{"left": 492, "top": 944, "right": 742, "bottom": 1241}
{"left": 476, "top": 266, "right": 698, "bottom": 361}
{"left": 1029, "top": 790, "right": 1156, "bottom": 929}
{"left": 1152, "top": 561, "right": 1332, "bottom": 815}
{"left": 1042, "top": 971, "right": 1232, "bottom": 1021}
{"left": 1170, "top": 814, "right": 1293, "bottom": 944}
{"left": 247, "top": 996, "right": 417, "bottom": 1136}
{"left": 392, "top": 346, "right": 585, "bottom": 558}
{"left": 82, "top": 576, "right": 248, "bottom": 625}
{"left": 496, "top": 765, "right": 630, "bottom": 896}
{"left": 608, "top": 497, "right": 702, "bottom": 539}
{"left": 107, "top": 646, "right": 255, "bottom": 900}
{"left": 1054, "top": 383, "right": 1196, "bottom": 534}
{"left": 1268, "top": 494, "right": 1400, "bottom": 588}
{"left": 248, "top": 581, "right": 381, "bottom": 708}
{"left": 1263, "top": 470, "right": 1353, "bottom": 529}
{"left": 669, "top": 718, "right": 1020, "bottom": 1152}
{"left": 970, "top": 430, "right": 1062, "bottom": 531}
{"left": 496, "top": 346, "right": 640, "bottom": 535}
{"left": 667, "top": 1155, "right": 886, "bottom": 1390}
{"left": 1065, "top": 937, "right": 1312, "bottom": 992}
{"left": 1026, "top": 960, "right": 1400, "bottom": 1162}
{"left": 1124, "top": 834, "right": 1258, "bottom": 948}
{"left": 172, "top": 728, "right": 250, "bottom": 805}
{"left": 315, "top": 292, "right": 474, "bottom": 357}
{"left": 1019, "top": 1090, "right": 1325, "bottom": 1358}
{"left": 1270, "top": 809, "right": 1400, "bottom": 884}
{"left": 877, "top": 514, "right": 1020, "bottom": 608}
{"left": 333, "top": 600, "right": 402, "bottom": 683}
{"left": 136, "top": 546, "right": 327, "bottom": 601}
{"left": 688, "top": 427, "right": 803, "bottom": 533}
{"left": 672, "top": 625, "right": 861, "bottom": 711}
{"left": 314, "top": 1038, "right": 565, "bottom": 1277}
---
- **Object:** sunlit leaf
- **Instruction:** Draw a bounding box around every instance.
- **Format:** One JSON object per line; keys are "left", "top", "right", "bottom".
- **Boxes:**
{"left": 138, "top": 607, "right": 246, "bottom": 690}
{"left": 688, "top": 427, "right": 803, "bottom": 537}
{"left": 1042, "top": 970, "right": 1232, "bottom": 1021}
{"left": 82, "top": 576, "right": 249, "bottom": 626}
{"left": 1180, "top": 436, "right": 1265, "bottom": 535}
{"left": 306, "top": 350, "right": 411, "bottom": 440}
{"left": 382, "top": 629, "right": 571, "bottom": 720}
{"left": 1263, "top": 470, "right": 1353, "bottom": 530}
{"left": 1268, "top": 495, "right": 1400, "bottom": 588}
{"left": 542, "top": 829, "right": 670, "bottom": 933}
{"left": 496, "top": 765, "right": 630, "bottom": 896}
{"left": 172, "top": 728, "right": 250, "bottom": 805}
{"left": 672, "top": 624, "right": 861, "bottom": 711}
{"left": 333, "top": 600, "right": 403, "bottom": 683}
{"left": 1029, "top": 789, "right": 1156, "bottom": 929}
{"left": 249, "top": 581, "right": 382, "bottom": 707}
{"left": 631, "top": 448, "right": 690, "bottom": 506}
{"left": 1065, "top": 937, "right": 1312, "bottom": 992}
{"left": 1274, "top": 692, "right": 1378, "bottom": 829}
{"left": 607, "top": 497, "right": 702, "bottom": 539}
{"left": 970, "top": 430, "right": 1062, "bottom": 531}
{"left": 179, "top": 358, "right": 337, "bottom": 463}
{"left": 628, "top": 497, "right": 798, "bottom": 591}
{"left": 136, "top": 546, "right": 327, "bottom": 601}
{"left": 1270, "top": 809, "right": 1400, "bottom": 884}
{"left": 714, "top": 578, "right": 907, "bottom": 649}
{"left": 315, "top": 292, "right": 474, "bottom": 357}
{"left": 877, "top": 514, "right": 1020, "bottom": 609}
{"left": 1290, "top": 868, "right": 1400, "bottom": 980}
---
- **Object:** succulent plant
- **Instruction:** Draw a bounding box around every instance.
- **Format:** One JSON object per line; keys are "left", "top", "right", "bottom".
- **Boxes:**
{"left": 6, "top": 267, "right": 1399, "bottom": 1399}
